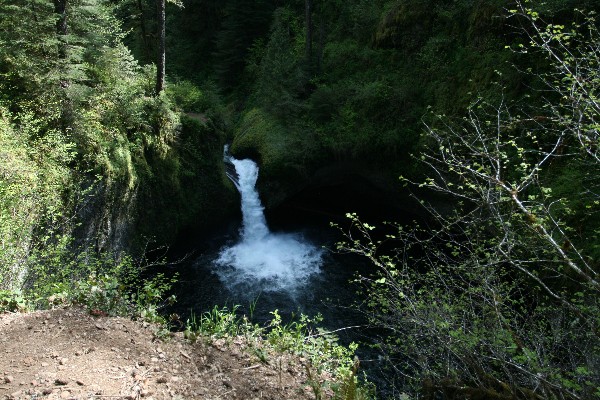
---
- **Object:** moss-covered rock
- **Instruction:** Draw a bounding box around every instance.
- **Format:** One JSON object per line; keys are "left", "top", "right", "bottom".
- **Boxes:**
{"left": 230, "top": 108, "right": 323, "bottom": 208}
{"left": 133, "top": 114, "right": 238, "bottom": 247}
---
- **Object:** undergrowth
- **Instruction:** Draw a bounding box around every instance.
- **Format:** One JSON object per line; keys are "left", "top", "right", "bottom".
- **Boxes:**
{"left": 184, "top": 305, "right": 375, "bottom": 400}
{"left": 0, "top": 243, "right": 177, "bottom": 326}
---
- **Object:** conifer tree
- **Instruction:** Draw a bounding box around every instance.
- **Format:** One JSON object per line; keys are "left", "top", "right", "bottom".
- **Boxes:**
{"left": 156, "top": 0, "right": 165, "bottom": 94}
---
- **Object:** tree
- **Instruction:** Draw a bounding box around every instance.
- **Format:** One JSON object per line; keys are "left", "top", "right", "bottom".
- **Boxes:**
{"left": 156, "top": 0, "right": 166, "bottom": 94}
{"left": 155, "top": 0, "right": 185, "bottom": 95}
{"left": 338, "top": 3, "right": 600, "bottom": 398}
{"left": 212, "top": 0, "right": 275, "bottom": 91}
{"left": 136, "top": 0, "right": 152, "bottom": 62}
{"left": 54, "top": 0, "right": 68, "bottom": 36}
{"left": 251, "top": 7, "right": 307, "bottom": 118}
{"left": 305, "top": 0, "right": 313, "bottom": 63}
{"left": 0, "top": 0, "right": 182, "bottom": 290}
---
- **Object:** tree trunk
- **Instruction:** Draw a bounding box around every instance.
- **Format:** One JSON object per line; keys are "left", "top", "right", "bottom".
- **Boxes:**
{"left": 156, "top": 0, "right": 166, "bottom": 95}
{"left": 54, "top": 0, "right": 68, "bottom": 59}
{"left": 317, "top": 18, "right": 325, "bottom": 74}
{"left": 305, "top": 0, "right": 312, "bottom": 63}
{"left": 54, "top": 0, "right": 67, "bottom": 35}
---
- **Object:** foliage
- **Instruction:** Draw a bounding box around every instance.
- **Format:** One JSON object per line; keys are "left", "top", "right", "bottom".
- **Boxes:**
{"left": 212, "top": 0, "right": 525, "bottom": 206}
{"left": 0, "top": 0, "right": 235, "bottom": 291}
{"left": 117, "top": 0, "right": 533, "bottom": 205}
{"left": 184, "top": 305, "right": 250, "bottom": 340}
{"left": 212, "top": 0, "right": 277, "bottom": 92}
{"left": 167, "top": 80, "right": 207, "bottom": 112}
{"left": 249, "top": 6, "right": 308, "bottom": 119}
{"left": 22, "top": 238, "right": 177, "bottom": 319}
{"left": 0, "top": 108, "right": 76, "bottom": 290}
{"left": 0, "top": 290, "right": 29, "bottom": 313}
{"left": 184, "top": 305, "right": 375, "bottom": 399}
{"left": 336, "top": 3, "right": 600, "bottom": 398}
{"left": 0, "top": 235, "right": 176, "bottom": 329}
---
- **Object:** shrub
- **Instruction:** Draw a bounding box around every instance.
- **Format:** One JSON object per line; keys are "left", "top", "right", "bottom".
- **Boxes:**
{"left": 184, "top": 305, "right": 375, "bottom": 399}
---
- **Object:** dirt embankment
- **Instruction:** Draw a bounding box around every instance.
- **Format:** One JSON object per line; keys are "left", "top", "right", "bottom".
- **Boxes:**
{"left": 0, "top": 308, "right": 324, "bottom": 399}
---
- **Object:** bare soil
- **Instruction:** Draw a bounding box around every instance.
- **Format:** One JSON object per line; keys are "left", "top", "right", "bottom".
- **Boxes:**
{"left": 0, "top": 307, "right": 325, "bottom": 399}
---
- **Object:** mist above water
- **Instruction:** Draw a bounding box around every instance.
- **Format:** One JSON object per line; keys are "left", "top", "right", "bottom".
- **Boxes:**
{"left": 214, "top": 151, "right": 323, "bottom": 295}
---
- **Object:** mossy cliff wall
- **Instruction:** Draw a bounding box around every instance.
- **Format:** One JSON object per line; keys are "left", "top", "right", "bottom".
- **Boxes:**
{"left": 76, "top": 114, "right": 239, "bottom": 256}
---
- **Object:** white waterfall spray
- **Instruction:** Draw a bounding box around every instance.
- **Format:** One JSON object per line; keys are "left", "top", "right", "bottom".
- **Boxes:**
{"left": 214, "top": 148, "right": 323, "bottom": 292}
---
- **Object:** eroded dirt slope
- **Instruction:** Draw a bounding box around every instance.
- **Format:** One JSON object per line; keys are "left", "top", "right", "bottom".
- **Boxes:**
{"left": 0, "top": 308, "right": 320, "bottom": 399}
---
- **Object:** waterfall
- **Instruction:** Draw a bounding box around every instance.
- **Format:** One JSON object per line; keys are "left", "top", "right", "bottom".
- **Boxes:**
{"left": 215, "top": 147, "right": 323, "bottom": 293}
{"left": 231, "top": 157, "right": 269, "bottom": 241}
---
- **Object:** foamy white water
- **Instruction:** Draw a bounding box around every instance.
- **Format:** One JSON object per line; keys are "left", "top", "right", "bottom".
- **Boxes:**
{"left": 215, "top": 149, "right": 323, "bottom": 292}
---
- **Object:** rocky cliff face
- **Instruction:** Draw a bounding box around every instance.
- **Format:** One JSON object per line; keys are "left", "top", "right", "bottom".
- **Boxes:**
{"left": 74, "top": 115, "right": 239, "bottom": 258}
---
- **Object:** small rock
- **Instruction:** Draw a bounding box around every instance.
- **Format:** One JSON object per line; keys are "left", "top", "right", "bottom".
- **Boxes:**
{"left": 156, "top": 376, "right": 168, "bottom": 384}
{"left": 54, "top": 378, "right": 68, "bottom": 386}
{"left": 41, "top": 362, "right": 50, "bottom": 367}
{"left": 59, "top": 358, "right": 68, "bottom": 365}
{"left": 42, "top": 388, "right": 53, "bottom": 395}
{"left": 171, "top": 376, "right": 180, "bottom": 382}
{"left": 76, "top": 380, "right": 85, "bottom": 386}
{"left": 158, "top": 353, "right": 166, "bottom": 359}
{"left": 74, "top": 350, "right": 82, "bottom": 356}
{"left": 60, "top": 390, "right": 71, "bottom": 399}
{"left": 141, "top": 389, "right": 153, "bottom": 397}
{"left": 4, "top": 375, "right": 14, "bottom": 383}
{"left": 151, "top": 357, "right": 159, "bottom": 363}
{"left": 89, "top": 385, "right": 101, "bottom": 394}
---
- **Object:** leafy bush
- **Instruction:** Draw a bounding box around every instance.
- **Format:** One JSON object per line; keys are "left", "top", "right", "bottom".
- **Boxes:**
{"left": 0, "top": 109, "right": 76, "bottom": 290}
{"left": 0, "top": 290, "right": 29, "bottom": 313}
{"left": 184, "top": 305, "right": 375, "bottom": 399}
{"left": 166, "top": 80, "right": 209, "bottom": 113}
{"left": 337, "top": 4, "right": 600, "bottom": 398}
{"left": 20, "top": 236, "right": 177, "bottom": 321}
